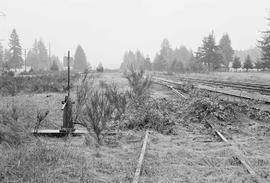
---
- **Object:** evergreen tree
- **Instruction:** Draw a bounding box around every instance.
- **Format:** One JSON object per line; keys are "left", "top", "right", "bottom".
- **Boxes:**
{"left": 74, "top": 45, "right": 88, "bottom": 72}
{"left": 37, "top": 39, "right": 49, "bottom": 70}
{"left": 8, "top": 29, "right": 23, "bottom": 69}
{"left": 96, "top": 62, "right": 104, "bottom": 72}
{"left": 258, "top": 13, "right": 270, "bottom": 69}
{"left": 27, "top": 39, "right": 49, "bottom": 70}
{"left": 50, "top": 60, "right": 59, "bottom": 71}
{"left": 51, "top": 55, "right": 63, "bottom": 70}
{"left": 120, "top": 50, "right": 151, "bottom": 71}
{"left": 255, "top": 59, "right": 263, "bottom": 70}
{"left": 196, "top": 33, "right": 223, "bottom": 71}
{"left": 26, "top": 40, "right": 39, "bottom": 70}
{"left": 153, "top": 54, "right": 166, "bottom": 71}
{"left": 243, "top": 55, "right": 253, "bottom": 71}
{"left": 219, "top": 33, "right": 234, "bottom": 67}
{"left": 173, "top": 46, "right": 193, "bottom": 66}
{"left": 232, "top": 57, "right": 241, "bottom": 70}
{"left": 144, "top": 57, "right": 152, "bottom": 70}
{"left": 170, "top": 59, "right": 184, "bottom": 73}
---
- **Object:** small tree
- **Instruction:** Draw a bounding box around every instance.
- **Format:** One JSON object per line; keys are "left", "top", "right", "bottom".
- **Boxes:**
{"left": 255, "top": 60, "right": 264, "bottom": 70}
{"left": 82, "top": 90, "right": 114, "bottom": 144}
{"left": 50, "top": 60, "right": 59, "bottom": 71}
{"left": 258, "top": 12, "right": 270, "bottom": 69}
{"left": 124, "top": 65, "right": 152, "bottom": 99}
{"left": 8, "top": 29, "right": 23, "bottom": 70}
{"left": 243, "top": 55, "right": 253, "bottom": 71}
{"left": 232, "top": 57, "right": 241, "bottom": 70}
{"left": 96, "top": 62, "right": 104, "bottom": 72}
{"left": 74, "top": 45, "right": 88, "bottom": 72}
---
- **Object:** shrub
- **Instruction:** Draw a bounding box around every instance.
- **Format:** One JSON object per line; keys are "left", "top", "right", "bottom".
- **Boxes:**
{"left": 104, "top": 83, "right": 128, "bottom": 121}
{"left": 123, "top": 66, "right": 152, "bottom": 99}
{"left": 0, "top": 72, "right": 80, "bottom": 96}
{"left": 121, "top": 97, "right": 176, "bottom": 135}
{"left": 96, "top": 62, "right": 104, "bottom": 72}
{"left": 0, "top": 106, "right": 31, "bottom": 147}
{"left": 81, "top": 90, "right": 114, "bottom": 145}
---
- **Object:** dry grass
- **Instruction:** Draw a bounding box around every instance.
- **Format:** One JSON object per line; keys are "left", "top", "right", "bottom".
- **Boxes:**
{"left": 0, "top": 131, "right": 146, "bottom": 183}
{"left": 1, "top": 71, "right": 270, "bottom": 182}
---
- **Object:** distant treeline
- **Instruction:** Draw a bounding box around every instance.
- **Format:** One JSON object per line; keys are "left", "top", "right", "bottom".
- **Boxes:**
{"left": 0, "top": 29, "right": 91, "bottom": 74}
{"left": 120, "top": 13, "right": 270, "bottom": 73}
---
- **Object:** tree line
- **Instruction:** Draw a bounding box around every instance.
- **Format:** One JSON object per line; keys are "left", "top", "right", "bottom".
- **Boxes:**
{"left": 120, "top": 33, "right": 234, "bottom": 73}
{"left": 120, "top": 12, "right": 270, "bottom": 73}
{"left": 0, "top": 29, "right": 92, "bottom": 74}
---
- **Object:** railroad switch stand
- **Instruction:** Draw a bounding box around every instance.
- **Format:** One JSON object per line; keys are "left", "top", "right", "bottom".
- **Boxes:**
{"left": 60, "top": 96, "right": 74, "bottom": 133}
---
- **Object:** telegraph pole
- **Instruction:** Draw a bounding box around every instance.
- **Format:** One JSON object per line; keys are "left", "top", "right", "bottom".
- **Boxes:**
{"left": 24, "top": 49, "right": 27, "bottom": 72}
{"left": 48, "top": 42, "right": 51, "bottom": 66}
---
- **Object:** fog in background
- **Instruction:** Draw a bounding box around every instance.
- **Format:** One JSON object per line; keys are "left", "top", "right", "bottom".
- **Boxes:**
{"left": 1, "top": 0, "right": 270, "bottom": 69}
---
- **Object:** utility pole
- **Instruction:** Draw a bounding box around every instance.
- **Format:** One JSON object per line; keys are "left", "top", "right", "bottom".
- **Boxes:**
{"left": 48, "top": 42, "right": 51, "bottom": 66}
{"left": 24, "top": 49, "right": 27, "bottom": 72}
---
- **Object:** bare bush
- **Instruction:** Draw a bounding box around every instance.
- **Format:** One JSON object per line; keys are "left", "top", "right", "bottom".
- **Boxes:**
{"left": 73, "top": 72, "right": 94, "bottom": 125}
{"left": 75, "top": 75, "right": 128, "bottom": 145}
{"left": 81, "top": 90, "right": 114, "bottom": 144}
{"left": 34, "top": 110, "right": 49, "bottom": 133}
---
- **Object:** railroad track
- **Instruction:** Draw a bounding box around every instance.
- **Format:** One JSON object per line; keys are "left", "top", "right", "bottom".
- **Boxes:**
{"left": 176, "top": 77, "right": 270, "bottom": 95}
{"left": 153, "top": 77, "right": 270, "bottom": 103}
{"left": 151, "top": 78, "right": 268, "bottom": 182}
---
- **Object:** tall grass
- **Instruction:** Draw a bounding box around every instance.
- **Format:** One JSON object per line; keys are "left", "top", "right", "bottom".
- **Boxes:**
{"left": 0, "top": 105, "right": 31, "bottom": 147}
{"left": 0, "top": 71, "right": 80, "bottom": 96}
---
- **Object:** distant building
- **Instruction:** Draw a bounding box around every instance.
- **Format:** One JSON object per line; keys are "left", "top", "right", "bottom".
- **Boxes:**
{"left": 10, "top": 66, "right": 32, "bottom": 75}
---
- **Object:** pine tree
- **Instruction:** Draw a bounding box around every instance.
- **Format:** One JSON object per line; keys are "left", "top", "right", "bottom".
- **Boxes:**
{"left": 37, "top": 40, "right": 49, "bottom": 70}
{"left": 232, "top": 57, "right": 241, "bottom": 70}
{"left": 96, "top": 62, "right": 104, "bottom": 72}
{"left": 153, "top": 54, "right": 166, "bottom": 71}
{"left": 255, "top": 59, "right": 263, "bottom": 70}
{"left": 50, "top": 60, "right": 59, "bottom": 71}
{"left": 8, "top": 29, "right": 23, "bottom": 69}
{"left": 258, "top": 13, "right": 270, "bottom": 69}
{"left": 74, "top": 45, "right": 88, "bottom": 72}
{"left": 243, "top": 55, "right": 253, "bottom": 71}
{"left": 170, "top": 59, "right": 184, "bottom": 73}
{"left": 219, "top": 33, "right": 234, "bottom": 67}
{"left": 26, "top": 39, "right": 49, "bottom": 70}
{"left": 26, "top": 40, "right": 39, "bottom": 70}
{"left": 196, "top": 33, "right": 223, "bottom": 71}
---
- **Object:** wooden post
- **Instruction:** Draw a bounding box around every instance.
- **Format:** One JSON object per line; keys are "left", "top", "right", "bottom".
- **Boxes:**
{"left": 67, "top": 51, "right": 70, "bottom": 97}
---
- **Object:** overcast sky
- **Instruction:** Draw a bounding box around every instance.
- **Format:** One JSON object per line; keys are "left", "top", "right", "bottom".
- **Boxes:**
{"left": 1, "top": 0, "right": 270, "bottom": 68}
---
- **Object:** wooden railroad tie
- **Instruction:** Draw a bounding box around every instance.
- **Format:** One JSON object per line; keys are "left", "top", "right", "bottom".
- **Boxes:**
{"left": 206, "top": 121, "right": 257, "bottom": 176}
{"left": 132, "top": 130, "right": 149, "bottom": 183}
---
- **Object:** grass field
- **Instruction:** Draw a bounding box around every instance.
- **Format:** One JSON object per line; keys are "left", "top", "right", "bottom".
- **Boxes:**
{"left": 1, "top": 71, "right": 270, "bottom": 182}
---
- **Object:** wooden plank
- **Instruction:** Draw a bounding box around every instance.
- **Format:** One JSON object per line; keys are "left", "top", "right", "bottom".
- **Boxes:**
{"left": 207, "top": 122, "right": 257, "bottom": 176}
{"left": 132, "top": 130, "right": 149, "bottom": 183}
{"left": 152, "top": 79, "right": 187, "bottom": 99}
{"left": 170, "top": 86, "right": 188, "bottom": 99}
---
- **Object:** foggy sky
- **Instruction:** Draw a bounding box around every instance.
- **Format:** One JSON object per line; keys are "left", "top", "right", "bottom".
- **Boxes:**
{"left": 1, "top": 0, "right": 270, "bottom": 69}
